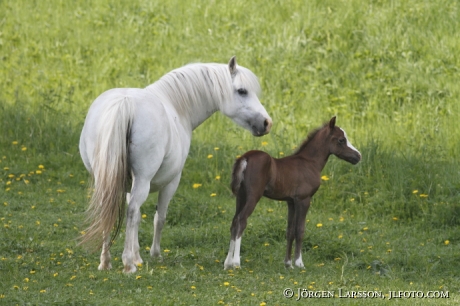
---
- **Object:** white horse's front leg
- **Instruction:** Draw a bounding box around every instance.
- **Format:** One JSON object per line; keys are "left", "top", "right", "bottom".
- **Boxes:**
{"left": 151, "top": 174, "right": 181, "bottom": 258}
{"left": 98, "top": 232, "right": 112, "bottom": 270}
{"left": 122, "top": 181, "right": 150, "bottom": 273}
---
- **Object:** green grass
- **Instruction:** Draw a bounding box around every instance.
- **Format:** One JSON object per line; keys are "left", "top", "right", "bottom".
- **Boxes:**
{"left": 1, "top": 0, "right": 459, "bottom": 304}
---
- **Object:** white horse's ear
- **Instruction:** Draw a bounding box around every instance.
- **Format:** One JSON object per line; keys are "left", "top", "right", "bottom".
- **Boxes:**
{"left": 228, "top": 56, "right": 237, "bottom": 76}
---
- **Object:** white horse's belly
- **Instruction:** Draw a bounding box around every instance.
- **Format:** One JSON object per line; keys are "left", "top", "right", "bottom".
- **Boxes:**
{"left": 148, "top": 152, "right": 185, "bottom": 192}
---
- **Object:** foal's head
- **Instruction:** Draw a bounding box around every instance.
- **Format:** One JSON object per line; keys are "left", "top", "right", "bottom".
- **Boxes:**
{"left": 325, "top": 116, "right": 361, "bottom": 164}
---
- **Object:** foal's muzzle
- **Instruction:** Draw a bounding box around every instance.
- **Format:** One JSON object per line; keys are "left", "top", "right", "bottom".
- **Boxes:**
{"left": 349, "top": 152, "right": 362, "bottom": 165}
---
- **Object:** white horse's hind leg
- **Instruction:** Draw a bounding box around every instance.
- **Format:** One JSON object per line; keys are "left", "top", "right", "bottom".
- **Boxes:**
{"left": 98, "top": 233, "right": 112, "bottom": 270}
{"left": 122, "top": 180, "right": 150, "bottom": 273}
{"left": 126, "top": 192, "right": 143, "bottom": 265}
{"left": 151, "top": 174, "right": 181, "bottom": 258}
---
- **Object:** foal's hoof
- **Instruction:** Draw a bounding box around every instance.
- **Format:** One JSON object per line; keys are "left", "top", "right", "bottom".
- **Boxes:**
{"left": 284, "top": 260, "right": 293, "bottom": 269}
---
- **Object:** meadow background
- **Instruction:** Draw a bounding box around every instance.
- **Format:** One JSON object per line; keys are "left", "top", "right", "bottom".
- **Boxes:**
{"left": 1, "top": 0, "right": 459, "bottom": 304}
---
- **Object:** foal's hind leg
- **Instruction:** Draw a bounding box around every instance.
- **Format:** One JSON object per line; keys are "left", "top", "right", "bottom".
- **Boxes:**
{"left": 122, "top": 180, "right": 150, "bottom": 273}
{"left": 224, "top": 186, "right": 246, "bottom": 269}
{"left": 224, "top": 185, "right": 263, "bottom": 269}
{"left": 151, "top": 174, "right": 181, "bottom": 258}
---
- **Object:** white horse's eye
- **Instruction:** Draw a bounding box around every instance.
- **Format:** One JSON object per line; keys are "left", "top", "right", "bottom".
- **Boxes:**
{"left": 237, "top": 88, "right": 248, "bottom": 96}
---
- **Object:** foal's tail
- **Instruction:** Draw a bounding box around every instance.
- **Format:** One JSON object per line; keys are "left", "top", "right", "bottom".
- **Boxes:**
{"left": 79, "top": 96, "right": 134, "bottom": 250}
{"left": 231, "top": 157, "right": 247, "bottom": 196}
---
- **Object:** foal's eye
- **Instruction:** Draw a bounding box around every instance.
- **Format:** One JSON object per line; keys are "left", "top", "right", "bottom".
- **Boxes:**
{"left": 237, "top": 88, "right": 248, "bottom": 96}
{"left": 338, "top": 138, "right": 346, "bottom": 145}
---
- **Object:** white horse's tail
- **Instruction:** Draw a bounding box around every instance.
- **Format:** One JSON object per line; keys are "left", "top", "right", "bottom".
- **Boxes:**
{"left": 80, "top": 96, "right": 134, "bottom": 250}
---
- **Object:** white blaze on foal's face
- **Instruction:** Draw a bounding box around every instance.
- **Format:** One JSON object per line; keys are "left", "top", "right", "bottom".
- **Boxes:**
{"left": 340, "top": 128, "right": 360, "bottom": 155}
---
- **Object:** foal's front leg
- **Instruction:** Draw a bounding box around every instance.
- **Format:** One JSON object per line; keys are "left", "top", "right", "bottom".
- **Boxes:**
{"left": 284, "top": 200, "right": 295, "bottom": 268}
{"left": 293, "top": 197, "right": 311, "bottom": 268}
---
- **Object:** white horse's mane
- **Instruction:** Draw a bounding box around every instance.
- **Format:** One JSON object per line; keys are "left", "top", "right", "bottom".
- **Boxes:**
{"left": 146, "top": 63, "right": 261, "bottom": 115}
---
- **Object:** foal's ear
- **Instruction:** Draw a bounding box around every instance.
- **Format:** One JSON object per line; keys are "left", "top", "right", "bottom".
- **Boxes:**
{"left": 329, "top": 116, "right": 337, "bottom": 130}
{"left": 228, "top": 56, "right": 237, "bottom": 76}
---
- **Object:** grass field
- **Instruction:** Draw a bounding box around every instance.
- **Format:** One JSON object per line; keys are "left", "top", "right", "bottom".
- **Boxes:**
{"left": 1, "top": 0, "right": 459, "bottom": 304}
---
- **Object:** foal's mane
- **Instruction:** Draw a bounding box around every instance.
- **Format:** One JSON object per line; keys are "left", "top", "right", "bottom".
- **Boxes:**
{"left": 294, "top": 123, "right": 328, "bottom": 155}
{"left": 146, "top": 62, "right": 260, "bottom": 115}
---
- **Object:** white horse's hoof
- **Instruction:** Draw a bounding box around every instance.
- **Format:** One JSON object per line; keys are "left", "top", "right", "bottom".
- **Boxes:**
{"left": 150, "top": 248, "right": 162, "bottom": 258}
{"left": 133, "top": 257, "right": 143, "bottom": 266}
{"left": 98, "top": 262, "right": 112, "bottom": 270}
{"left": 123, "top": 264, "right": 137, "bottom": 274}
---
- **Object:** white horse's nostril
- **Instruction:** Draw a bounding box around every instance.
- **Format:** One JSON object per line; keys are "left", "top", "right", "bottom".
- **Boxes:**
{"left": 264, "top": 118, "right": 273, "bottom": 133}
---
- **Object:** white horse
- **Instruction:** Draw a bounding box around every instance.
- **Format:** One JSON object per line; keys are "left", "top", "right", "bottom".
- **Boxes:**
{"left": 79, "top": 56, "right": 272, "bottom": 273}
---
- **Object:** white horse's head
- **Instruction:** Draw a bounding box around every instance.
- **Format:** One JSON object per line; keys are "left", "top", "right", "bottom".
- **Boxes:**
{"left": 220, "top": 56, "right": 272, "bottom": 137}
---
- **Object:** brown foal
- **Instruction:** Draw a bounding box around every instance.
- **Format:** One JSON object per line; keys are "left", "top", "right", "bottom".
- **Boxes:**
{"left": 224, "top": 117, "right": 361, "bottom": 269}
